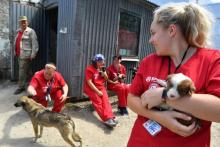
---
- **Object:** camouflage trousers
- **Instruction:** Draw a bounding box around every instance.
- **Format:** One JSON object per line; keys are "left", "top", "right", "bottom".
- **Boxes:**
{"left": 18, "top": 58, "right": 32, "bottom": 89}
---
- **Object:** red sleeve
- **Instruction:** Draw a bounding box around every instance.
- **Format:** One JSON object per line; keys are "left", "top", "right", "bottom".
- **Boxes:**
{"left": 29, "top": 76, "right": 38, "bottom": 89}
{"left": 85, "top": 67, "right": 94, "bottom": 81}
{"left": 205, "top": 51, "right": 220, "bottom": 97}
{"left": 29, "top": 71, "right": 41, "bottom": 88}
{"left": 56, "top": 72, "right": 66, "bottom": 87}
{"left": 107, "top": 66, "right": 114, "bottom": 80}
{"left": 129, "top": 59, "right": 145, "bottom": 96}
{"left": 121, "top": 65, "right": 126, "bottom": 75}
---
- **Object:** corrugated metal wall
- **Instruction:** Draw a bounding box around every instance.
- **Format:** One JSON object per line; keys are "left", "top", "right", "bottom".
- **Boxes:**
{"left": 79, "top": 0, "right": 119, "bottom": 97}
{"left": 81, "top": 0, "right": 119, "bottom": 67}
{"left": 9, "top": 1, "right": 46, "bottom": 80}
{"left": 56, "top": 0, "right": 78, "bottom": 97}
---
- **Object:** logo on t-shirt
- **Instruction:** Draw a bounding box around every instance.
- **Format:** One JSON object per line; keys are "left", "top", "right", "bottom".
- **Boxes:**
{"left": 146, "top": 76, "right": 166, "bottom": 89}
{"left": 94, "top": 73, "right": 99, "bottom": 79}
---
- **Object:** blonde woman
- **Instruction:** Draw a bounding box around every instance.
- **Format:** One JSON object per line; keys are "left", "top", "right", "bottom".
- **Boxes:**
{"left": 127, "top": 2, "right": 220, "bottom": 147}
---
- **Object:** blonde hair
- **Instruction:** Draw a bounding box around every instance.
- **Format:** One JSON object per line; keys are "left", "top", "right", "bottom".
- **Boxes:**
{"left": 153, "top": 2, "right": 215, "bottom": 48}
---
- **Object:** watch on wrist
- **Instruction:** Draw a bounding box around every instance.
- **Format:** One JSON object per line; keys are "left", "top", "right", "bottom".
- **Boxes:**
{"left": 161, "top": 88, "right": 168, "bottom": 103}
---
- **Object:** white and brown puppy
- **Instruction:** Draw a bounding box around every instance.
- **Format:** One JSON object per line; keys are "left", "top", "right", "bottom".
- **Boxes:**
{"left": 165, "top": 73, "right": 196, "bottom": 100}
{"left": 165, "top": 73, "right": 199, "bottom": 126}
{"left": 146, "top": 73, "right": 198, "bottom": 126}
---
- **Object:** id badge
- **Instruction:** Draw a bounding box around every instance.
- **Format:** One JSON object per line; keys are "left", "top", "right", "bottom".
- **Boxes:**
{"left": 143, "top": 120, "right": 162, "bottom": 136}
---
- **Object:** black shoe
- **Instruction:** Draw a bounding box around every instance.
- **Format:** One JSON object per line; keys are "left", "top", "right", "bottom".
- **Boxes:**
{"left": 123, "top": 108, "right": 129, "bottom": 115}
{"left": 118, "top": 107, "right": 124, "bottom": 115}
{"left": 14, "top": 88, "right": 25, "bottom": 95}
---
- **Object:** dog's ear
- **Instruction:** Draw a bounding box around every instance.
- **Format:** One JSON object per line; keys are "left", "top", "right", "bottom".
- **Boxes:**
{"left": 177, "top": 80, "right": 195, "bottom": 97}
{"left": 14, "top": 101, "right": 26, "bottom": 107}
{"left": 21, "top": 101, "right": 26, "bottom": 107}
{"left": 189, "top": 83, "right": 196, "bottom": 95}
{"left": 27, "top": 95, "right": 33, "bottom": 98}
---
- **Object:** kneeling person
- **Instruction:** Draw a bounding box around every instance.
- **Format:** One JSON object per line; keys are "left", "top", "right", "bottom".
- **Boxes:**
{"left": 27, "top": 63, "right": 68, "bottom": 112}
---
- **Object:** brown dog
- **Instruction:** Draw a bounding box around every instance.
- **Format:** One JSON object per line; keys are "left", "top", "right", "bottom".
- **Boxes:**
{"left": 14, "top": 96, "right": 82, "bottom": 147}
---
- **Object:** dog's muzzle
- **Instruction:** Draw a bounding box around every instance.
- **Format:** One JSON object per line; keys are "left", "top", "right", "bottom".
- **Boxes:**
{"left": 14, "top": 101, "right": 24, "bottom": 107}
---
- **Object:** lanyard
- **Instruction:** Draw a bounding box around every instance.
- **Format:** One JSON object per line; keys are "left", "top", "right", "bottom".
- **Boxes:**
{"left": 168, "top": 45, "right": 190, "bottom": 74}
{"left": 46, "top": 78, "right": 54, "bottom": 94}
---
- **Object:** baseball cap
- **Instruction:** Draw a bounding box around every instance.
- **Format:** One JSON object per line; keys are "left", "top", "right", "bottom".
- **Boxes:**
{"left": 19, "top": 16, "right": 28, "bottom": 21}
{"left": 92, "top": 54, "right": 105, "bottom": 62}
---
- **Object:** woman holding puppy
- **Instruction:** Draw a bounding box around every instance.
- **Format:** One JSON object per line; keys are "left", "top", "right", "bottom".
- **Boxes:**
{"left": 127, "top": 2, "right": 220, "bottom": 147}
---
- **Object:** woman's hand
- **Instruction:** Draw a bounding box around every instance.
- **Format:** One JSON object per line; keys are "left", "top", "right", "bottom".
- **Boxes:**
{"left": 141, "top": 87, "right": 164, "bottom": 109}
{"left": 97, "top": 90, "right": 103, "bottom": 96}
{"left": 155, "top": 110, "right": 198, "bottom": 137}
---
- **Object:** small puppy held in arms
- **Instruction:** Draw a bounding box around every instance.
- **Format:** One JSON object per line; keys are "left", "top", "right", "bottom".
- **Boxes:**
{"left": 142, "top": 73, "right": 200, "bottom": 127}
{"left": 14, "top": 96, "right": 82, "bottom": 147}
{"left": 164, "top": 73, "right": 196, "bottom": 99}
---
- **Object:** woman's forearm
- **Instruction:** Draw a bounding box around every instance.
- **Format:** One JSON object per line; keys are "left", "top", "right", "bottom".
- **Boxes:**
{"left": 167, "top": 93, "right": 220, "bottom": 122}
{"left": 127, "top": 93, "right": 158, "bottom": 120}
{"left": 87, "top": 80, "right": 100, "bottom": 93}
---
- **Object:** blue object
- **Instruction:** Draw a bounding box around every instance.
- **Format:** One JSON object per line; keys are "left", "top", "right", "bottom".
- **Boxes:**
{"left": 92, "top": 54, "right": 105, "bottom": 62}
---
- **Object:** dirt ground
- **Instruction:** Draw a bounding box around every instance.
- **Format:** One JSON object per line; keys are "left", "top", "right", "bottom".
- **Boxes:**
{"left": 0, "top": 81, "right": 219, "bottom": 147}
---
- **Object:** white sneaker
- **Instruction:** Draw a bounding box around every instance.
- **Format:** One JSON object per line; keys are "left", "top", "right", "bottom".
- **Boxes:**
{"left": 104, "top": 119, "right": 116, "bottom": 127}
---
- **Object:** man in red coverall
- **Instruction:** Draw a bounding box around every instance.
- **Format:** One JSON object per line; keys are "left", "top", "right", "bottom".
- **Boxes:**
{"left": 27, "top": 63, "right": 68, "bottom": 112}
{"left": 107, "top": 55, "right": 129, "bottom": 115}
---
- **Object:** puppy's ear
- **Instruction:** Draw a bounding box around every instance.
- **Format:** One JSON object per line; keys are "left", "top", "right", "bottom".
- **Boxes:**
{"left": 177, "top": 80, "right": 195, "bottom": 97}
{"left": 189, "top": 84, "right": 196, "bottom": 95}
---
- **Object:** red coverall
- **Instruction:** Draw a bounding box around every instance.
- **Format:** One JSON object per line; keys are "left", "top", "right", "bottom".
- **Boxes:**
{"left": 29, "top": 70, "right": 66, "bottom": 112}
{"left": 83, "top": 65, "right": 115, "bottom": 121}
{"left": 107, "top": 64, "right": 129, "bottom": 107}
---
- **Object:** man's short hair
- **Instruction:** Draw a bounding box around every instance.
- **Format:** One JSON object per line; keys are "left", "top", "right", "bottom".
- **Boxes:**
{"left": 113, "top": 55, "right": 122, "bottom": 60}
{"left": 45, "top": 63, "right": 56, "bottom": 70}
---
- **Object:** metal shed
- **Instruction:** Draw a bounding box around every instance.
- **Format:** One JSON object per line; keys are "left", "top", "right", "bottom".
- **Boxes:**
{"left": 10, "top": 0, "right": 157, "bottom": 98}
